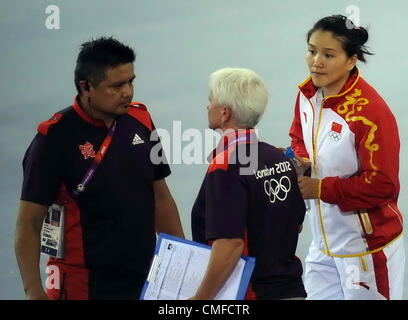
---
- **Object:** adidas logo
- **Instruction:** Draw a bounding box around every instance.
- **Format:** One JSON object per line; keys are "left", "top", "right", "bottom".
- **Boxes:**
{"left": 132, "top": 133, "right": 144, "bottom": 145}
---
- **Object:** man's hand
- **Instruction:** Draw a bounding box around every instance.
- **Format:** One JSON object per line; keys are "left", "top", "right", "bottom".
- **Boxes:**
{"left": 298, "top": 176, "right": 321, "bottom": 199}
{"left": 26, "top": 287, "right": 48, "bottom": 300}
{"left": 15, "top": 201, "right": 49, "bottom": 300}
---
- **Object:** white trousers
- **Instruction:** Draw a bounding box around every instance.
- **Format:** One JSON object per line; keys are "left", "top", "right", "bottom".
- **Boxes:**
{"left": 304, "top": 236, "right": 405, "bottom": 300}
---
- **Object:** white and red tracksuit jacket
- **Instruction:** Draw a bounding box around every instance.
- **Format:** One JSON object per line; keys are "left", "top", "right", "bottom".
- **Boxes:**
{"left": 290, "top": 69, "right": 403, "bottom": 257}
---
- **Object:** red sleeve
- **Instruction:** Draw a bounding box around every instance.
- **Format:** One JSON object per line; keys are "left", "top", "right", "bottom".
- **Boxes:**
{"left": 37, "top": 113, "right": 63, "bottom": 135}
{"left": 289, "top": 92, "right": 309, "bottom": 159}
{"left": 127, "top": 102, "right": 153, "bottom": 131}
{"left": 128, "top": 103, "right": 171, "bottom": 180}
{"left": 320, "top": 102, "right": 400, "bottom": 212}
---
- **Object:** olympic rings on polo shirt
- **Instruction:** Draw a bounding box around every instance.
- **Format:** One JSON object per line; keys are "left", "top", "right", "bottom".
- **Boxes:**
{"left": 263, "top": 176, "right": 291, "bottom": 203}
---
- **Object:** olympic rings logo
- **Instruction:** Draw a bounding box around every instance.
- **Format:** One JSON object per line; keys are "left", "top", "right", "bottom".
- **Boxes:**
{"left": 263, "top": 176, "right": 291, "bottom": 203}
{"left": 328, "top": 130, "right": 342, "bottom": 142}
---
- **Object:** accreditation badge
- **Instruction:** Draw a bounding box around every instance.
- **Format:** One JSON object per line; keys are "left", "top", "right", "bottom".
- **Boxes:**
{"left": 40, "top": 204, "right": 65, "bottom": 259}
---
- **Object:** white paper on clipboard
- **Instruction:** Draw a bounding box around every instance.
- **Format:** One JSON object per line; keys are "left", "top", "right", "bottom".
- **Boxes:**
{"left": 140, "top": 233, "right": 255, "bottom": 300}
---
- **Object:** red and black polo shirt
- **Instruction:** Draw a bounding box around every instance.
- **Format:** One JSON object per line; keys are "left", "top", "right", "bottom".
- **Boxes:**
{"left": 191, "top": 129, "right": 307, "bottom": 299}
{"left": 21, "top": 97, "right": 170, "bottom": 299}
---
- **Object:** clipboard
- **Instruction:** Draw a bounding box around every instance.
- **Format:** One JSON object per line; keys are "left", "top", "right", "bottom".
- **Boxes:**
{"left": 140, "top": 233, "right": 256, "bottom": 300}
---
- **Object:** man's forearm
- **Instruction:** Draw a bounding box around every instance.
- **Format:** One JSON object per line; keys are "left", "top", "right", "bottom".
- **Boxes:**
{"left": 155, "top": 196, "right": 184, "bottom": 238}
{"left": 154, "top": 179, "right": 184, "bottom": 238}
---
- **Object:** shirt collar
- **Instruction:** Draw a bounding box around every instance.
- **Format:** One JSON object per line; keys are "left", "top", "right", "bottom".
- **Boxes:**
{"left": 72, "top": 96, "right": 106, "bottom": 127}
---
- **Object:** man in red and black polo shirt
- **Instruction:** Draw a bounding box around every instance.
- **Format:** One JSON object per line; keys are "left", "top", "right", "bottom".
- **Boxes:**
{"left": 191, "top": 68, "right": 307, "bottom": 300}
{"left": 15, "top": 37, "right": 184, "bottom": 300}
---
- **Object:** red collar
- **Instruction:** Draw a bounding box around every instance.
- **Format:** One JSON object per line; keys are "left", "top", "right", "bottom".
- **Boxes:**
{"left": 72, "top": 96, "right": 106, "bottom": 127}
{"left": 298, "top": 68, "right": 360, "bottom": 108}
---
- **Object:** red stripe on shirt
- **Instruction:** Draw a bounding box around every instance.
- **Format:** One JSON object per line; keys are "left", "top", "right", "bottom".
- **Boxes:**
{"left": 372, "top": 250, "right": 390, "bottom": 300}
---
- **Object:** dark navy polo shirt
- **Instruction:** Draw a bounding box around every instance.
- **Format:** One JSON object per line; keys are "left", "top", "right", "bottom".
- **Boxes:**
{"left": 21, "top": 97, "right": 170, "bottom": 299}
{"left": 191, "top": 129, "right": 307, "bottom": 299}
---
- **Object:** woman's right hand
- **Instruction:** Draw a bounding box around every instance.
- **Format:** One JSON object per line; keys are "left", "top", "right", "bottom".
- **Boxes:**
{"left": 293, "top": 155, "right": 311, "bottom": 175}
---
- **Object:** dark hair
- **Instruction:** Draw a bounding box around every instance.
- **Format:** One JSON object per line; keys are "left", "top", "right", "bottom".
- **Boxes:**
{"left": 74, "top": 36, "right": 135, "bottom": 95}
{"left": 307, "top": 15, "right": 373, "bottom": 62}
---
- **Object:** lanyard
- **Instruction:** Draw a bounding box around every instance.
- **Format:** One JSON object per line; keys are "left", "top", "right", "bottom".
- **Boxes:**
{"left": 224, "top": 130, "right": 257, "bottom": 151}
{"left": 72, "top": 121, "right": 117, "bottom": 197}
{"left": 207, "top": 130, "right": 258, "bottom": 163}
{"left": 226, "top": 136, "right": 249, "bottom": 150}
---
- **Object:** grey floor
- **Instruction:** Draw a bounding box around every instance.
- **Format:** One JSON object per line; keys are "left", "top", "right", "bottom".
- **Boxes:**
{"left": 1, "top": 0, "right": 407, "bottom": 299}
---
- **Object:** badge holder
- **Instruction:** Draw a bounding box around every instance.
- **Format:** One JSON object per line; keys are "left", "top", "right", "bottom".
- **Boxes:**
{"left": 40, "top": 204, "right": 65, "bottom": 258}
